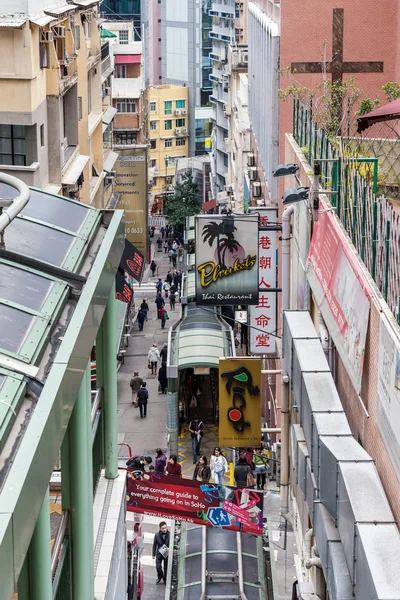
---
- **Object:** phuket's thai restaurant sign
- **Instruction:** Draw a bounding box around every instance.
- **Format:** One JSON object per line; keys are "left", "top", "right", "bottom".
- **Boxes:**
{"left": 219, "top": 358, "right": 261, "bottom": 447}
{"left": 195, "top": 215, "right": 259, "bottom": 305}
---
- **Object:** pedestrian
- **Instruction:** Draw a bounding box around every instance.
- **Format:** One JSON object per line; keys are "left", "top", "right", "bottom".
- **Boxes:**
{"left": 253, "top": 447, "right": 269, "bottom": 490}
{"left": 210, "top": 447, "right": 228, "bottom": 485}
{"left": 172, "top": 240, "right": 178, "bottom": 251}
{"left": 160, "top": 342, "right": 168, "bottom": 364}
{"left": 148, "top": 343, "right": 160, "bottom": 375}
{"left": 166, "top": 455, "right": 182, "bottom": 477}
{"left": 173, "top": 271, "right": 180, "bottom": 290}
{"left": 126, "top": 455, "right": 152, "bottom": 471}
{"left": 189, "top": 415, "right": 204, "bottom": 463}
{"left": 158, "top": 306, "right": 169, "bottom": 329}
{"left": 150, "top": 260, "right": 157, "bottom": 277}
{"left": 163, "top": 279, "right": 170, "bottom": 299}
{"left": 140, "top": 298, "right": 149, "bottom": 321}
{"left": 156, "top": 278, "right": 163, "bottom": 293}
{"left": 137, "top": 308, "right": 146, "bottom": 331}
{"left": 178, "top": 244, "right": 183, "bottom": 263}
{"left": 193, "top": 455, "right": 211, "bottom": 482}
{"left": 152, "top": 522, "right": 170, "bottom": 585}
{"left": 151, "top": 225, "right": 155, "bottom": 238}
{"left": 137, "top": 382, "right": 149, "bottom": 418}
{"left": 130, "top": 371, "right": 143, "bottom": 406}
{"left": 158, "top": 363, "right": 168, "bottom": 393}
{"left": 169, "top": 290, "right": 176, "bottom": 310}
{"left": 161, "top": 226, "right": 165, "bottom": 239}
{"left": 166, "top": 270, "right": 173, "bottom": 284}
{"left": 168, "top": 248, "right": 173, "bottom": 263}
{"left": 234, "top": 454, "right": 255, "bottom": 488}
{"left": 164, "top": 240, "right": 168, "bottom": 253}
{"left": 155, "top": 448, "right": 167, "bottom": 473}
{"left": 157, "top": 237, "right": 163, "bottom": 251}
{"left": 155, "top": 292, "right": 165, "bottom": 316}
{"left": 172, "top": 250, "right": 177, "bottom": 268}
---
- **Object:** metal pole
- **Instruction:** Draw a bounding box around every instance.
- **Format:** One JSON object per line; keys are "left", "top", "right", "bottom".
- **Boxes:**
{"left": 51, "top": 511, "right": 69, "bottom": 577}
{"left": 70, "top": 362, "right": 94, "bottom": 600}
{"left": 361, "top": 186, "right": 367, "bottom": 262}
{"left": 103, "top": 280, "right": 118, "bottom": 479}
{"left": 384, "top": 219, "right": 390, "bottom": 301}
{"left": 236, "top": 532, "right": 249, "bottom": 600}
{"left": 199, "top": 526, "right": 207, "bottom": 600}
{"left": 371, "top": 202, "right": 378, "bottom": 280}
{"left": 30, "top": 487, "right": 52, "bottom": 600}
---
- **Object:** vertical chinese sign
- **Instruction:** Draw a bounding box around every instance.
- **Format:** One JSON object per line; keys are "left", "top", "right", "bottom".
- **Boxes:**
{"left": 219, "top": 357, "right": 262, "bottom": 447}
{"left": 249, "top": 208, "right": 278, "bottom": 354}
{"left": 114, "top": 146, "right": 148, "bottom": 256}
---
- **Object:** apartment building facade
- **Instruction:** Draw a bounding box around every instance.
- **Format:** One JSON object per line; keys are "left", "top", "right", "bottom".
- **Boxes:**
{"left": 0, "top": 0, "right": 117, "bottom": 208}
{"left": 147, "top": 85, "right": 189, "bottom": 213}
{"left": 100, "top": 0, "right": 142, "bottom": 41}
{"left": 142, "top": 0, "right": 162, "bottom": 86}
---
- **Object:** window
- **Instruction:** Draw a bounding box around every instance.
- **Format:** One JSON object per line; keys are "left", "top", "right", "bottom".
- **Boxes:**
{"left": 164, "top": 101, "right": 172, "bottom": 115}
{"left": 0, "top": 125, "right": 26, "bottom": 166}
{"left": 119, "top": 30, "right": 129, "bottom": 44}
{"left": 150, "top": 102, "right": 156, "bottom": 112}
{"left": 116, "top": 98, "right": 137, "bottom": 113}
{"left": 164, "top": 120, "right": 172, "bottom": 130}
{"left": 40, "top": 124, "right": 45, "bottom": 147}
{"left": 150, "top": 139, "right": 157, "bottom": 149}
{"left": 176, "top": 118, "right": 186, "bottom": 128}
{"left": 150, "top": 121, "right": 157, "bottom": 131}
{"left": 176, "top": 99, "right": 186, "bottom": 109}
{"left": 176, "top": 137, "right": 186, "bottom": 146}
{"left": 164, "top": 139, "right": 172, "bottom": 148}
{"left": 150, "top": 159, "right": 157, "bottom": 167}
{"left": 166, "top": 176, "right": 172, "bottom": 185}
{"left": 115, "top": 131, "right": 136, "bottom": 145}
{"left": 115, "top": 64, "right": 127, "bottom": 79}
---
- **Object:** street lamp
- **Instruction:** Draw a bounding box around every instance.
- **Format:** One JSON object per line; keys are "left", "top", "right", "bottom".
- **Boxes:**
{"left": 282, "top": 187, "right": 309, "bottom": 205}
{"left": 272, "top": 163, "right": 299, "bottom": 177}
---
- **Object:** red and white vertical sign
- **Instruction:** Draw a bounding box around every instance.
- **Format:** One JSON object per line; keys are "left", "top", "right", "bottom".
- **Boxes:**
{"left": 249, "top": 208, "right": 278, "bottom": 354}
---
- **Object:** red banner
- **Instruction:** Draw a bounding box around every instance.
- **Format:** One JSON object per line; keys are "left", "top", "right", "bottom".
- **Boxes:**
{"left": 126, "top": 473, "right": 263, "bottom": 535}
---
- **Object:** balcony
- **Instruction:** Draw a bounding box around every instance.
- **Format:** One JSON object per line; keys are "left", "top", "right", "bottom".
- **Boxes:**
{"left": 112, "top": 77, "right": 144, "bottom": 99}
{"left": 59, "top": 55, "right": 78, "bottom": 95}
{"left": 62, "top": 145, "right": 78, "bottom": 168}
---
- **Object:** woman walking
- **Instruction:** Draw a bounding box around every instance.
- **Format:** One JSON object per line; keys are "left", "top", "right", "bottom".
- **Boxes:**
{"left": 253, "top": 448, "right": 269, "bottom": 490}
{"left": 193, "top": 456, "right": 211, "bottom": 482}
{"left": 148, "top": 343, "right": 160, "bottom": 375}
{"left": 158, "top": 306, "right": 168, "bottom": 329}
{"left": 234, "top": 454, "right": 254, "bottom": 489}
{"left": 165, "top": 455, "right": 182, "bottom": 477}
{"left": 210, "top": 447, "right": 228, "bottom": 485}
{"left": 150, "top": 260, "right": 157, "bottom": 277}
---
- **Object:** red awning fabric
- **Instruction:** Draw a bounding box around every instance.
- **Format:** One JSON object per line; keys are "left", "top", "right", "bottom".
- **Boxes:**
{"left": 115, "top": 54, "right": 141, "bottom": 64}
{"left": 202, "top": 199, "right": 217, "bottom": 212}
{"left": 357, "top": 98, "right": 400, "bottom": 133}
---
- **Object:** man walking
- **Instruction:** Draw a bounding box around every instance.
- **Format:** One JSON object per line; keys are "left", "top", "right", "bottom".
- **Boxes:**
{"left": 160, "top": 342, "right": 168, "bottom": 364}
{"left": 130, "top": 371, "right": 143, "bottom": 405}
{"left": 152, "top": 522, "right": 170, "bottom": 584}
{"left": 189, "top": 415, "right": 204, "bottom": 463}
{"left": 155, "top": 292, "right": 165, "bottom": 317}
{"left": 137, "top": 382, "right": 149, "bottom": 418}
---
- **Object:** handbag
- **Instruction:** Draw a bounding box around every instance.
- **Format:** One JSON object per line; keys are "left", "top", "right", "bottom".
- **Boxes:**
{"left": 148, "top": 362, "right": 152, "bottom": 369}
{"left": 246, "top": 469, "right": 256, "bottom": 488}
{"left": 134, "top": 401, "right": 139, "bottom": 408}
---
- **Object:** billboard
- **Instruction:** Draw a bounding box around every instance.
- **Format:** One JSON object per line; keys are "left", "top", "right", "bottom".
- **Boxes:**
{"left": 116, "top": 270, "right": 133, "bottom": 304}
{"left": 195, "top": 215, "right": 259, "bottom": 305}
{"left": 219, "top": 357, "right": 262, "bottom": 447}
{"left": 114, "top": 147, "right": 148, "bottom": 256}
{"left": 249, "top": 208, "right": 278, "bottom": 354}
{"left": 306, "top": 204, "right": 372, "bottom": 393}
{"left": 120, "top": 238, "right": 145, "bottom": 282}
{"left": 126, "top": 472, "right": 263, "bottom": 535}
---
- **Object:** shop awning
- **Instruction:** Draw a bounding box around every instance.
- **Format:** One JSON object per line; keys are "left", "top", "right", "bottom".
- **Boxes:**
{"left": 357, "top": 98, "right": 400, "bottom": 133}
{"left": 100, "top": 28, "right": 117, "bottom": 39}
{"left": 115, "top": 54, "right": 141, "bottom": 65}
{"left": 62, "top": 154, "right": 90, "bottom": 186}
{"left": 103, "top": 151, "right": 118, "bottom": 173}
{"left": 102, "top": 106, "right": 117, "bottom": 127}
{"left": 175, "top": 328, "right": 227, "bottom": 369}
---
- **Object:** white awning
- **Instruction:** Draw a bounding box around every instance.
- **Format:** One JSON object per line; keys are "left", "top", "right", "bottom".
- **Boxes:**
{"left": 102, "top": 107, "right": 117, "bottom": 127}
{"left": 101, "top": 66, "right": 113, "bottom": 83}
{"left": 0, "top": 16, "right": 27, "bottom": 27}
{"left": 73, "top": 0, "right": 99, "bottom": 6}
{"left": 103, "top": 151, "right": 118, "bottom": 173}
{"left": 30, "top": 13, "right": 56, "bottom": 26}
{"left": 62, "top": 154, "right": 90, "bottom": 186}
{"left": 44, "top": 5, "right": 75, "bottom": 17}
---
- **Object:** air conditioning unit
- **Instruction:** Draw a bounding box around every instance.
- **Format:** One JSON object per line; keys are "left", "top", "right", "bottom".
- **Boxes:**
{"left": 225, "top": 184, "right": 233, "bottom": 194}
{"left": 181, "top": 109, "right": 188, "bottom": 115}
{"left": 52, "top": 26, "right": 66, "bottom": 38}
{"left": 105, "top": 175, "right": 114, "bottom": 186}
{"left": 252, "top": 181, "right": 261, "bottom": 197}
{"left": 256, "top": 198, "right": 265, "bottom": 206}
{"left": 247, "top": 153, "right": 255, "bottom": 167}
{"left": 41, "top": 30, "right": 53, "bottom": 43}
{"left": 175, "top": 109, "right": 181, "bottom": 115}
{"left": 241, "top": 51, "right": 248, "bottom": 64}
{"left": 168, "top": 185, "right": 174, "bottom": 191}
{"left": 175, "top": 128, "right": 181, "bottom": 134}
{"left": 181, "top": 128, "right": 188, "bottom": 134}
{"left": 248, "top": 166, "right": 257, "bottom": 181}
{"left": 105, "top": 86, "right": 111, "bottom": 96}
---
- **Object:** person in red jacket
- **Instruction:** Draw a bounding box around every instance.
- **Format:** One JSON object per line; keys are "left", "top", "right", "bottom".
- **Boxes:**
{"left": 165, "top": 455, "right": 182, "bottom": 477}
{"left": 158, "top": 306, "right": 168, "bottom": 329}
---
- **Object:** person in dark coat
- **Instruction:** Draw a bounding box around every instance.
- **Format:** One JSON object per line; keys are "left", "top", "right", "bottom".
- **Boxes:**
{"left": 166, "top": 271, "right": 173, "bottom": 284}
{"left": 158, "top": 364, "right": 168, "bottom": 393}
{"left": 150, "top": 260, "right": 157, "bottom": 277}
{"left": 155, "top": 293, "right": 165, "bottom": 317}
{"left": 234, "top": 454, "right": 253, "bottom": 488}
{"left": 140, "top": 299, "right": 149, "bottom": 321}
{"left": 137, "top": 382, "right": 149, "bottom": 418}
{"left": 154, "top": 448, "right": 167, "bottom": 473}
{"left": 126, "top": 455, "right": 152, "bottom": 471}
{"left": 152, "top": 522, "right": 170, "bottom": 584}
{"left": 160, "top": 342, "right": 168, "bottom": 364}
{"left": 193, "top": 455, "right": 211, "bottom": 482}
{"left": 137, "top": 308, "right": 146, "bottom": 331}
{"left": 165, "top": 455, "right": 182, "bottom": 477}
{"left": 130, "top": 371, "right": 143, "bottom": 405}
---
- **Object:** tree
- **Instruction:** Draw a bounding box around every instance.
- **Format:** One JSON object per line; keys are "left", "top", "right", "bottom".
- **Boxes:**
{"left": 165, "top": 171, "right": 201, "bottom": 226}
{"left": 202, "top": 221, "right": 240, "bottom": 268}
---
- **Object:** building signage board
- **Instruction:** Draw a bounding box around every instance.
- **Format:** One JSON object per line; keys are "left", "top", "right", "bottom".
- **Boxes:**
{"left": 195, "top": 215, "right": 259, "bottom": 305}
{"left": 219, "top": 357, "right": 262, "bottom": 447}
{"left": 115, "top": 270, "right": 133, "bottom": 304}
{"left": 377, "top": 315, "right": 400, "bottom": 480}
{"left": 249, "top": 208, "right": 278, "bottom": 354}
{"left": 306, "top": 204, "right": 372, "bottom": 393}
{"left": 114, "top": 147, "right": 148, "bottom": 256}
{"left": 126, "top": 473, "right": 263, "bottom": 535}
{"left": 235, "top": 310, "right": 248, "bottom": 323}
{"left": 120, "top": 238, "right": 145, "bottom": 282}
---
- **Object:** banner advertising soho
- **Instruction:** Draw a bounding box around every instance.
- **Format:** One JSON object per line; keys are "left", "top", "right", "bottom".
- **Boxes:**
{"left": 219, "top": 358, "right": 261, "bottom": 447}
{"left": 249, "top": 208, "right": 278, "bottom": 354}
{"left": 126, "top": 473, "right": 263, "bottom": 535}
{"left": 195, "top": 215, "right": 259, "bottom": 305}
{"left": 114, "top": 147, "right": 148, "bottom": 255}
{"left": 306, "top": 205, "right": 372, "bottom": 393}
{"left": 377, "top": 315, "right": 400, "bottom": 480}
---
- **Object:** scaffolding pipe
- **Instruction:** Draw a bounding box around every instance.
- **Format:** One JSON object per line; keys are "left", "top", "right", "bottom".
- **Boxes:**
{"left": 236, "top": 532, "right": 249, "bottom": 600}
{"left": 261, "top": 428, "right": 281, "bottom": 434}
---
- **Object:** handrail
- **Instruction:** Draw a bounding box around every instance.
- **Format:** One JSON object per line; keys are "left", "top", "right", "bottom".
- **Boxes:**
{"left": 236, "top": 531, "right": 249, "bottom": 600}
{"left": 199, "top": 525, "right": 207, "bottom": 600}
{"left": 51, "top": 510, "right": 69, "bottom": 577}
{"left": 0, "top": 172, "right": 30, "bottom": 234}
{"left": 91, "top": 388, "right": 102, "bottom": 426}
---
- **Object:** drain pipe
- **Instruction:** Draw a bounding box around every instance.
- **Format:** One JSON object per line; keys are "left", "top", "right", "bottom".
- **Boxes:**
{"left": 280, "top": 205, "right": 294, "bottom": 519}
{"left": 0, "top": 173, "right": 30, "bottom": 248}
{"left": 304, "top": 528, "right": 313, "bottom": 564}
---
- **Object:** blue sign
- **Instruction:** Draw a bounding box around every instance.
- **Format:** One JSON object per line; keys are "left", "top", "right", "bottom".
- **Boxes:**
{"left": 206, "top": 507, "right": 231, "bottom": 527}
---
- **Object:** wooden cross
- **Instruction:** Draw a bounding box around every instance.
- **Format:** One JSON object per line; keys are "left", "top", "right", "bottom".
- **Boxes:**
{"left": 291, "top": 8, "right": 384, "bottom": 85}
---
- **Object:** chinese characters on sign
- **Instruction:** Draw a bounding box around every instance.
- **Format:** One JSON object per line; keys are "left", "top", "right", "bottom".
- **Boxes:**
{"left": 249, "top": 208, "right": 278, "bottom": 354}
{"left": 219, "top": 358, "right": 261, "bottom": 447}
